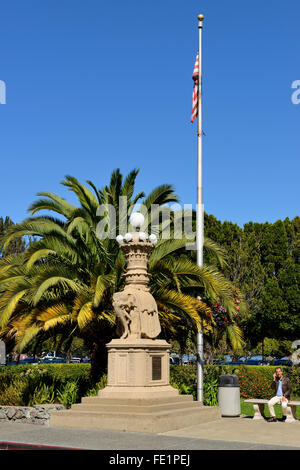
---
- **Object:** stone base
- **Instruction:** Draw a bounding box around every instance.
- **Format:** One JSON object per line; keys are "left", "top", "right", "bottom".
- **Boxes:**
{"left": 106, "top": 338, "right": 171, "bottom": 389}
{"left": 98, "top": 385, "right": 179, "bottom": 400}
{"left": 50, "top": 396, "right": 221, "bottom": 433}
{"left": 50, "top": 338, "right": 222, "bottom": 433}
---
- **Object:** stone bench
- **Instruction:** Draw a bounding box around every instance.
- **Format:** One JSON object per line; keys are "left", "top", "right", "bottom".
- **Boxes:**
{"left": 244, "top": 399, "right": 300, "bottom": 423}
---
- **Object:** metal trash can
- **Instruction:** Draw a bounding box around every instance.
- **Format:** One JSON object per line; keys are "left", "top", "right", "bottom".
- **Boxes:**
{"left": 218, "top": 374, "right": 241, "bottom": 417}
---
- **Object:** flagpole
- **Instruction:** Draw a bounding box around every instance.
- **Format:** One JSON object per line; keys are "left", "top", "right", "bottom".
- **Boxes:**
{"left": 196, "top": 13, "right": 204, "bottom": 403}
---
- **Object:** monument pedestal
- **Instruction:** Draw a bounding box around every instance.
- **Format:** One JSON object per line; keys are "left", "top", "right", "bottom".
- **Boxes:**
{"left": 50, "top": 339, "right": 221, "bottom": 433}
{"left": 100, "top": 339, "right": 178, "bottom": 399}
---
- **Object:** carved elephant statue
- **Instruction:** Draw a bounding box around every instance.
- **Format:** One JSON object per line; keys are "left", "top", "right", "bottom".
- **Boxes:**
{"left": 113, "top": 287, "right": 161, "bottom": 340}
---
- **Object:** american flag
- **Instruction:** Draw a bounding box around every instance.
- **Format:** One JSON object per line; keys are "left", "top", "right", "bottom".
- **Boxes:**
{"left": 191, "top": 54, "right": 199, "bottom": 123}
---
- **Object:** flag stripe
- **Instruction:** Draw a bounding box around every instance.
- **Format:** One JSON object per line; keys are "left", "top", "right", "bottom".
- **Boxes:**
{"left": 191, "top": 54, "right": 199, "bottom": 123}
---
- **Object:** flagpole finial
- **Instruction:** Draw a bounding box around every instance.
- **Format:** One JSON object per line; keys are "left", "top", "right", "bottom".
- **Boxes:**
{"left": 198, "top": 14, "right": 204, "bottom": 21}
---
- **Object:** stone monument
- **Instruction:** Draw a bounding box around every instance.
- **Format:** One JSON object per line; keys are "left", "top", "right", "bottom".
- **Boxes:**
{"left": 99, "top": 214, "right": 177, "bottom": 401}
{"left": 50, "top": 213, "right": 221, "bottom": 432}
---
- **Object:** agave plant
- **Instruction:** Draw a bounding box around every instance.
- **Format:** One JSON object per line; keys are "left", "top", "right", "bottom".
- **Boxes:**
{"left": 0, "top": 169, "right": 245, "bottom": 381}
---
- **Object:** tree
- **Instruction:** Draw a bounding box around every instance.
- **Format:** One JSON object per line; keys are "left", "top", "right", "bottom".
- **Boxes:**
{"left": 0, "top": 217, "right": 25, "bottom": 257}
{"left": 204, "top": 214, "right": 300, "bottom": 352}
{"left": 260, "top": 220, "right": 289, "bottom": 277}
{"left": 251, "top": 338, "right": 292, "bottom": 359}
{"left": 0, "top": 170, "right": 243, "bottom": 381}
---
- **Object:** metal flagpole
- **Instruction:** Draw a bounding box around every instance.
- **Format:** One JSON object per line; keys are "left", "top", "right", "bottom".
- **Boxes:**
{"left": 196, "top": 14, "right": 204, "bottom": 403}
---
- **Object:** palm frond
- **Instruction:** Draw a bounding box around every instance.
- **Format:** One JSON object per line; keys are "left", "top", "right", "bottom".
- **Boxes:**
{"left": 77, "top": 302, "right": 95, "bottom": 329}
{"left": 28, "top": 192, "right": 76, "bottom": 219}
{"left": 156, "top": 288, "right": 212, "bottom": 331}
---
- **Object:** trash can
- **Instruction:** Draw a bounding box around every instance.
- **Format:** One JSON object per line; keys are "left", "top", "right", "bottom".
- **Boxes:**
{"left": 218, "top": 374, "right": 241, "bottom": 417}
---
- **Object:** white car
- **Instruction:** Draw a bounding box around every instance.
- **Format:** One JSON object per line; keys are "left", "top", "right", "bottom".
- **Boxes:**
{"left": 70, "top": 356, "right": 82, "bottom": 363}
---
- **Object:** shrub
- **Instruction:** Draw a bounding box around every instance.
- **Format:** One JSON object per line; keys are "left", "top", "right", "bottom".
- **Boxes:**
{"left": 56, "top": 381, "right": 79, "bottom": 408}
{"left": 0, "top": 377, "right": 27, "bottom": 406}
{"left": 28, "top": 384, "right": 56, "bottom": 406}
{"left": 170, "top": 364, "right": 220, "bottom": 402}
{"left": 0, "top": 364, "right": 92, "bottom": 407}
{"left": 170, "top": 364, "right": 197, "bottom": 388}
{"left": 203, "top": 376, "right": 218, "bottom": 406}
{"left": 236, "top": 366, "right": 273, "bottom": 399}
{"left": 86, "top": 374, "right": 108, "bottom": 396}
{"left": 287, "top": 366, "right": 300, "bottom": 398}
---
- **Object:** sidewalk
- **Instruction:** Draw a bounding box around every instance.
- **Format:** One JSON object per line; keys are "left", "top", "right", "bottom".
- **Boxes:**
{"left": 162, "top": 415, "right": 300, "bottom": 449}
{"left": 0, "top": 415, "right": 299, "bottom": 450}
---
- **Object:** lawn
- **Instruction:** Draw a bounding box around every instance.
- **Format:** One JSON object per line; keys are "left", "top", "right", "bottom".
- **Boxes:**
{"left": 241, "top": 399, "right": 300, "bottom": 419}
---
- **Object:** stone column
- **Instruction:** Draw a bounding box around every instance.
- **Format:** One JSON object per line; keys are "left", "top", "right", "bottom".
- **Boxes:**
{"left": 99, "top": 216, "right": 178, "bottom": 399}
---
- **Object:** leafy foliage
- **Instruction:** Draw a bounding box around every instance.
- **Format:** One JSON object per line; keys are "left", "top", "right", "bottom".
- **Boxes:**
{"left": 28, "top": 383, "right": 55, "bottom": 406}
{"left": 236, "top": 366, "right": 273, "bottom": 399}
{"left": 0, "top": 364, "right": 91, "bottom": 406}
{"left": 56, "top": 380, "right": 79, "bottom": 408}
{"left": 287, "top": 366, "right": 300, "bottom": 397}
{"left": 203, "top": 376, "right": 218, "bottom": 406}
{"left": 0, "top": 217, "right": 25, "bottom": 258}
{"left": 204, "top": 214, "right": 300, "bottom": 349}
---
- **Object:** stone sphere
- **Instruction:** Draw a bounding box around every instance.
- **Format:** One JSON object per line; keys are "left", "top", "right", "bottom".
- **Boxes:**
{"left": 124, "top": 233, "right": 133, "bottom": 242}
{"left": 149, "top": 234, "right": 158, "bottom": 245}
{"left": 129, "top": 212, "right": 145, "bottom": 229}
{"left": 116, "top": 235, "right": 124, "bottom": 244}
{"left": 139, "top": 232, "right": 148, "bottom": 241}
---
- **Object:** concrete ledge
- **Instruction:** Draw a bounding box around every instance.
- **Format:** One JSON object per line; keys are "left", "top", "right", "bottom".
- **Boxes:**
{"left": 50, "top": 398, "right": 221, "bottom": 433}
{"left": 98, "top": 385, "right": 179, "bottom": 399}
{"left": 71, "top": 400, "right": 199, "bottom": 413}
{"left": 81, "top": 395, "right": 193, "bottom": 405}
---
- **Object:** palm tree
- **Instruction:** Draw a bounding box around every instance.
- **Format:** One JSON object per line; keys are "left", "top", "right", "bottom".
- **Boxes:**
{"left": 0, "top": 169, "right": 245, "bottom": 381}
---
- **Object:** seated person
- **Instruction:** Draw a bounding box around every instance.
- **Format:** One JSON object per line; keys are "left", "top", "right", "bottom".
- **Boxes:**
{"left": 267, "top": 367, "right": 292, "bottom": 422}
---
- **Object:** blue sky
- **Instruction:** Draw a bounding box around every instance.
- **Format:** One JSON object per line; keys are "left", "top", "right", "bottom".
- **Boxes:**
{"left": 0, "top": 0, "right": 299, "bottom": 227}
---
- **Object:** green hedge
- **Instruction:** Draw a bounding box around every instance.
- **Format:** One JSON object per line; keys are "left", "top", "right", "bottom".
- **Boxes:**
{"left": 170, "top": 364, "right": 300, "bottom": 401}
{"left": 0, "top": 363, "right": 91, "bottom": 379}
{"left": 0, "top": 364, "right": 92, "bottom": 407}
{"left": 0, "top": 363, "right": 299, "bottom": 407}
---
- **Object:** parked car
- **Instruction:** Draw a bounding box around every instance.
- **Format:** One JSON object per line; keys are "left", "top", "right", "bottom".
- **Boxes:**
{"left": 273, "top": 357, "right": 293, "bottom": 366}
{"left": 217, "top": 355, "right": 239, "bottom": 365}
{"left": 7, "top": 357, "right": 39, "bottom": 366}
{"left": 82, "top": 357, "right": 91, "bottom": 363}
{"left": 39, "top": 352, "right": 66, "bottom": 363}
{"left": 40, "top": 357, "right": 66, "bottom": 364}
{"left": 70, "top": 356, "right": 83, "bottom": 363}
{"left": 218, "top": 360, "right": 243, "bottom": 365}
{"left": 243, "top": 355, "right": 270, "bottom": 365}
{"left": 52, "top": 357, "right": 66, "bottom": 363}
{"left": 217, "top": 355, "right": 244, "bottom": 365}
{"left": 20, "top": 357, "right": 39, "bottom": 364}
{"left": 170, "top": 356, "right": 180, "bottom": 365}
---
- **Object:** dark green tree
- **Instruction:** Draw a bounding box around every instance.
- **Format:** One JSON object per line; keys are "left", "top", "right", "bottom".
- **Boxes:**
{"left": 0, "top": 217, "right": 25, "bottom": 257}
{"left": 204, "top": 214, "right": 300, "bottom": 353}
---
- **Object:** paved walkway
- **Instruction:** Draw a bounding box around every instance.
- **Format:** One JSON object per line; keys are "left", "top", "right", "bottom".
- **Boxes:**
{"left": 0, "top": 416, "right": 299, "bottom": 450}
